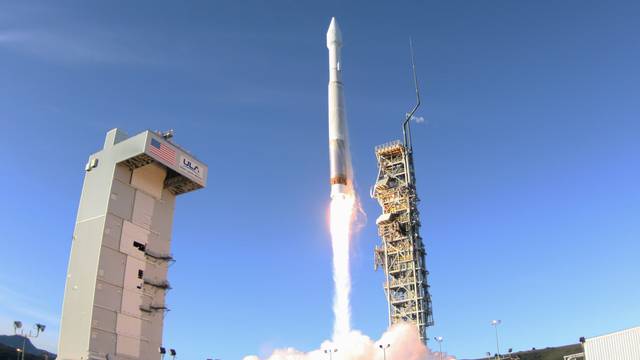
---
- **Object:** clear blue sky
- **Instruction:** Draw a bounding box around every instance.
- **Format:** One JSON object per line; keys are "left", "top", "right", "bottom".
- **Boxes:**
{"left": 0, "top": 1, "right": 638, "bottom": 359}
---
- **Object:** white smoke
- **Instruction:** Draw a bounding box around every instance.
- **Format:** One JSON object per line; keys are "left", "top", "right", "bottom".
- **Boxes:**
{"left": 243, "top": 323, "right": 456, "bottom": 360}
{"left": 329, "top": 194, "right": 356, "bottom": 339}
{"left": 411, "top": 115, "right": 426, "bottom": 124}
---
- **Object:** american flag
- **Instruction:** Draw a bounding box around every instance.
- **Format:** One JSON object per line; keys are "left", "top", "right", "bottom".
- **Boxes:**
{"left": 149, "top": 138, "right": 176, "bottom": 165}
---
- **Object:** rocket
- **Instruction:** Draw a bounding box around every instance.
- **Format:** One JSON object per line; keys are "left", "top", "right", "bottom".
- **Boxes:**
{"left": 327, "top": 17, "right": 353, "bottom": 199}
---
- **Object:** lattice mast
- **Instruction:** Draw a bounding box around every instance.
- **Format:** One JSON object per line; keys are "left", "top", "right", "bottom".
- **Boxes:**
{"left": 373, "top": 41, "right": 434, "bottom": 343}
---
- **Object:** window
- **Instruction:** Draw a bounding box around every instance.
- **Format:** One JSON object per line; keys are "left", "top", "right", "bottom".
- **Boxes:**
{"left": 133, "top": 241, "right": 146, "bottom": 252}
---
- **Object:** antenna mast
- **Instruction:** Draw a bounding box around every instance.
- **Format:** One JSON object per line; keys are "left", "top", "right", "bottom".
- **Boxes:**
{"left": 402, "top": 38, "right": 421, "bottom": 152}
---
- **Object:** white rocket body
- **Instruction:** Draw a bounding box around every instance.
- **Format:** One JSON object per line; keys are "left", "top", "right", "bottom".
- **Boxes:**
{"left": 327, "top": 17, "right": 352, "bottom": 199}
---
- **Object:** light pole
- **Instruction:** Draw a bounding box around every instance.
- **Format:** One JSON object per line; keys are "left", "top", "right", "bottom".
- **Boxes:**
{"left": 13, "top": 321, "right": 45, "bottom": 360}
{"left": 491, "top": 320, "right": 502, "bottom": 360}
{"left": 324, "top": 348, "right": 338, "bottom": 360}
{"left": 378, "top": 343, "right": 390, "bottom": 360}
{"left": 435, "top": 336, "right": 444, "bottom": 360}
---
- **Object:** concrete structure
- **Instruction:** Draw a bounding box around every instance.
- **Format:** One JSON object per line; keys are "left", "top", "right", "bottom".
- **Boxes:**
{"left": 58, "top": 129, "right": 207, "bottom": 360}
{"left": 373, "top": 140, "right": 434, "bottom": 343}
{"left": 327, "top": 17, "right": 353, "bottom": 199}
{"left": 583, "top": 326, "right": 640, "bottom": 360}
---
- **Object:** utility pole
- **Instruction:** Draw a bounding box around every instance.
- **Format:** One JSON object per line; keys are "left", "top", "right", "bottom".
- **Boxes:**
{"left": 491, "top": 320, "right": 502, "bottom": 360}
{"left": 13, "top": 321, "right": 45, "bottom": 360}
{"left": 378, "top": 343, "right": 390, "bottom": 360}
{"left": 324, "top": 348, "right": 338, "bottom": 360}
{"left": 435, "top": 336, "right": 444, "bottom": 360}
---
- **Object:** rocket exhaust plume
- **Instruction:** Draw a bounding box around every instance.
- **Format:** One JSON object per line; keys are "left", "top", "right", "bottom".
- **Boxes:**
{"left": 330, "top": 193, "right": 355, "bottom": 339}
{"left": 327, "top": 16, "right": 355, "bottom": 340}
{"left": 243, "top": 18, "right": 457, "bottom": 360}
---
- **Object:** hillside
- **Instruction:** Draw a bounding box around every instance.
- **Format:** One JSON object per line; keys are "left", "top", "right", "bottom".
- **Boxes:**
{"left": 0, "top": 336, "right": 56, "bottom": 360}
{"left": 469, "top": 344, "right": 584, "bottom": 360}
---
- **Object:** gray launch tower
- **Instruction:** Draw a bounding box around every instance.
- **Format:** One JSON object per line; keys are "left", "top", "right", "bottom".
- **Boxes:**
{"left": 373, "top": 50, "right": 434, "bottom": 343}
{"left": 58, "top": 129, "right": 207, "bottom": 360}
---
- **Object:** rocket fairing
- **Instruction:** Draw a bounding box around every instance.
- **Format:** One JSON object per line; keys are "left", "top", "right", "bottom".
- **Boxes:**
{"left": 327, "top": 17, "right": 353, "bottom": 199}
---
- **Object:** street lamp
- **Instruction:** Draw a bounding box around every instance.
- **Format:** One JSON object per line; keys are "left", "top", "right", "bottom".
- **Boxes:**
{"left": 324, "top": 348, "right": 338, "bottom": 360}
{"left": 169, "top": 348, "right": 177, "bottom": 360}
{"left": 12, "top": 321, "right": 45, "bottom": 360}
{"left": 378, "top": 343, "right": 390, "bottom": 360}
{"left": 491, "top": 320, "right": 502, "bottom": 360}
{"left": 435, "top": 336, "right": 444, "bottom": 360}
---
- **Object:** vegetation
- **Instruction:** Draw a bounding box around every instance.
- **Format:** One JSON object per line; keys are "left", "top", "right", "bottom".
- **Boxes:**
{"left": 0, "top": 343, "right": 48, "bottom": 360}
{"left": 478, "top": 344, "right": 584, "bottom": 360}
{"left": 0, "top": 336, "right": 55, "bottom": 360}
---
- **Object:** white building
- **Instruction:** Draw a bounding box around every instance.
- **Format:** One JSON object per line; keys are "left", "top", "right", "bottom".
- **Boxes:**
{"left": 58, "top": 129, "right": 207, "bottom": 360}
{"left": 584, "top": 326, "right": 640, "bottom": 360}
{"left": 565, "top": 326, "right": 640, "bottom": 360}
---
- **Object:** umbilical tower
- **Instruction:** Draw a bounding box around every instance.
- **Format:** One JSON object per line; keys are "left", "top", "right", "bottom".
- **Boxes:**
{"left": 373, "top": 45, "right": 434, "bottom": 343}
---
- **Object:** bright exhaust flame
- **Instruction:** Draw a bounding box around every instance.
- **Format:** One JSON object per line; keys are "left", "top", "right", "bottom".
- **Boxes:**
{"left": 329, "top": 192, "right": 356, "bottom": 340}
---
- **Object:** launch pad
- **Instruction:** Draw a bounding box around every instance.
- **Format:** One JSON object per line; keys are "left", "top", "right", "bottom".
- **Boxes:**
{"left": 372, "top": 42, "right": 434, "bottom": 343}
{"left": 373, "top": 140, "right": 434, "bottom": 343}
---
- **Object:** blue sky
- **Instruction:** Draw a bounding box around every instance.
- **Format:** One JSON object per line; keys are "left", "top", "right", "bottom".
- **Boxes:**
{"left": 1, "top": 1, "right": 639, "bottom": 359}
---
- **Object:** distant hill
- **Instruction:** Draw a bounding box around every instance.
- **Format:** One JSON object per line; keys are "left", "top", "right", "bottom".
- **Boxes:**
{"left": 466, "top": 344, "right": 583, "bottom": 360}
{"left": 0, "top": 335, "right": 56, "bottom": 360}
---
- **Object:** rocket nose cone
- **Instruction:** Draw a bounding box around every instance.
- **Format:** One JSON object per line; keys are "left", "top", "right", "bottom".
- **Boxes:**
{"left": 327, "top": 17, "right": 343, "bottom": 47}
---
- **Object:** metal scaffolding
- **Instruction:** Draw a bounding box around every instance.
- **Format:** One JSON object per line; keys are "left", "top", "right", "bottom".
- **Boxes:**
{"left": 373, "top": 139, "right": 433, "bottom": 343}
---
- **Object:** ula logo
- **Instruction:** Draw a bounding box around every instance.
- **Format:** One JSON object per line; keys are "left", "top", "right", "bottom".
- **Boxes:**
{"left": 182, "top": 158, "right": 200, "bottom": 173}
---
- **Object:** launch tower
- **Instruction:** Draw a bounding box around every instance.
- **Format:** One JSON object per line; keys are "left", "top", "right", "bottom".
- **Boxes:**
{"left": 58, "top": 129, "right": 207, "bottom": 360}
{"left": 372, "top": 48, "right": 434, "bottom": 343}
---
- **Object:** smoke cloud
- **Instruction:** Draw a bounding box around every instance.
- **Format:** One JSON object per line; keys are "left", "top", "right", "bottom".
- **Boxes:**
{"left": 411, "top": 115, "right": 426, "bottom": 124}
{"left": 243, "top": 323, "right": 456, "bottom": 360}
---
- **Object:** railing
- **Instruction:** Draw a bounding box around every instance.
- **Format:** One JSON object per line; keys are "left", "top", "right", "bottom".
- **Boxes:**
{"left": 144, "top": 249, "right": 173, "bottom": 262}
{"left": 375, "top": 139, "right": 402, "bottom": 152}
{"left": 143, "top": 278, "right": 171, "bottom": 290}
